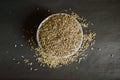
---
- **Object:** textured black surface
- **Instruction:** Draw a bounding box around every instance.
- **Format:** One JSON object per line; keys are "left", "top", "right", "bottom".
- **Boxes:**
{"left": 0, "top": 0, "right": 120, "bottom": 80}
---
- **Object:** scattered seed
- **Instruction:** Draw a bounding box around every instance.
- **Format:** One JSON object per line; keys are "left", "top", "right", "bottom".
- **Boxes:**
{"left": 12, "top": 58, "right": 16, "bottom": 60}
{"left": 20, "top": 44, "right": 23, "bottom": 47}
{"left": 24, "top": 59, "right": 29, "bottom": 63}
{"left": 28, "top": 62, "right": 33, "bottom": 66}
{"left": 78, "top": 58, "right": 82, "bottom": 63}
{"left": 34, "top": 69, "right": 38, "bottom": 71}
{"left": 91, "top": 47, "right": 94, "bottom": 50}
{"left": 91, "top": 23, "right": 94, "bottom": 25}
{"left": 15, "top": 44, "right": 17, "bottom": 47}
{"left": 21, "top": 56, "right": 24, "bottom": 58}
{"left": 28, "top": 39, "right": 31, "bottom": 43}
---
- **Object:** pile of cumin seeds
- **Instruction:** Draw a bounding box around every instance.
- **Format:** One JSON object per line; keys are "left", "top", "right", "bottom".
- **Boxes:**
{"left": 15, "top": 10, "right": 96, "bottom": 69}
{"left": 38, "top": 13, "right": 82, "bottom": 57}
{"left": 33, "top": 12, "right": 96, "bottom": 68}
{"left": 34, "top": 31, "right": 96, "bottom": 68}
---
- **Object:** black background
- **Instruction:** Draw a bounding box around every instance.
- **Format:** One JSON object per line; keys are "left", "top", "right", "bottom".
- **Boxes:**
{"left": 0, "top": 0, "right": 120, "bottom": 80}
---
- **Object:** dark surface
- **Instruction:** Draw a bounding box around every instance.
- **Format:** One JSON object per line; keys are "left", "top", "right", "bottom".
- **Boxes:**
{"left": 0, "top": 0, "right": 120, "bottom": 80}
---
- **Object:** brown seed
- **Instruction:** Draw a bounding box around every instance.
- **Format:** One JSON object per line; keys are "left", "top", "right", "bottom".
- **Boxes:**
{"left": 24, "top": 59, "right": 29, "bottom": 63}
{"left": 28, "top": 62, "right": 33, "bottom": 66}
{"left": 34, "top": 69, "right": 38, "bottom": 71}
{"left": 20, "top": 44, "right": 23, "bottom": 47}
{"left": 21, "top": 56, "right": 24, "bottom": 58}
{"left": 15, "top": 44, "right": 17, "bottom": 47}
{"left": 91, "top": 47, "right": 94, "bottom": 50}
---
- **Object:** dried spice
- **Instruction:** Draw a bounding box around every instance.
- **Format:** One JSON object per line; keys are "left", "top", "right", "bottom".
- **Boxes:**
{"left": 20, "top": 44, "right": 23, "bottom": 47}
{"left": 14, "top": 44, "right": 17, "bottom": 47}
{"left": 13, "top": 10, "right": 96, "bottom": 69}
{"left": 38, "top": 14, "right": 82, "bottom": 58}
{"left": 33, "top": 12, "right": 96, "bottom": 68}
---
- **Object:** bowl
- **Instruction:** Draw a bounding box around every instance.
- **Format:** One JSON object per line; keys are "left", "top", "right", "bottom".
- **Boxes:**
{"left": 36, "top": 13, "right": 83, "bottom": 58}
